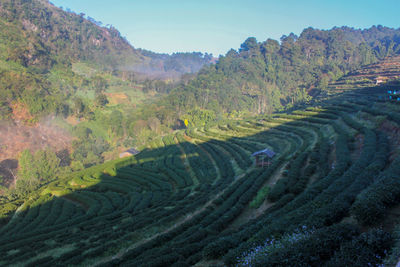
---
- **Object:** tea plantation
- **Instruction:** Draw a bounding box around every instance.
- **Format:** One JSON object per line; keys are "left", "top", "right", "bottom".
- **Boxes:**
{"left": 1, "top": 86, "right": 400, "bottom": 266}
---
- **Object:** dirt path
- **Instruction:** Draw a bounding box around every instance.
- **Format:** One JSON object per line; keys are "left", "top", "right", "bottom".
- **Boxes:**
{"left": 61, "top": 195, "right": 89, "bottom": 211}
{"left": 225, "top": 162, "right": 288, "bottom": 231}
{"left": 93, "top": 195, "right": 220, "bottom": 266}
{"left": 92, "top": 169, "right": 250, "bottom": 266}
{"left": 194, "top": 259, "right": 225, "bottom": 267}
{"left": 93, "top": 133, "right": 258, "bottom": 265}
{"left": 174, "top": 135, "right": 199, "bottom": 186}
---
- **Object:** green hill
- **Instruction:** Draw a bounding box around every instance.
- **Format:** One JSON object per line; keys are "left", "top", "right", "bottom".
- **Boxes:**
{"left": 0, "top": 0, "right": 213, "bottom": 119}
{"left": 2, "top": 1, "right": 400, "bottom": 265}
{"left": 1, "top": 82, "right": 400, "bottom": 266}
{"left": 0, "top": 0, "right": 214, "bottom": 176}
{"left": 162, "top": 26, "right": 400, "bottom": 116}
{"left": 0, "top": 0, "right": 141, "bottom": 119}
{"left": 0, "top": 0, "right": 143, "bottom": 69}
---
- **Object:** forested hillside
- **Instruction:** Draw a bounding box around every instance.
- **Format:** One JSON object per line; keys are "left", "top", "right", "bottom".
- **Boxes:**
{"left": 1, "top": 1, "right": 400, "bottom": 265}
{"left": 135, "top": 26, "right": 400, "bottom": 138}
{"left": 0, "top": 0, "right": 212, "bottom": 119}
{"left": 1, "top": 0, "right": 400, "bottom": 201}
{"left": 134, "top": 50, "right": 214, "bottom": 79}
{"left": 0, "top": 0, "right": 144, "bottom": 117}
{"left": 0, "top": 0, "right": 213, "bottom": 188}
{"left": 162, "top": 26, "right": 400, "bottom": 117}
{"left": 1, "top": 82, "right": 400, "bottom": 266}
{"left": 0, "top": 0, "right": 142, "bottom": 68}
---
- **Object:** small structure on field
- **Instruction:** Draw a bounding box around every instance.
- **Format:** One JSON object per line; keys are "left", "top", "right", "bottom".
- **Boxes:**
{"left": 119, "top": 148, "right": 140, "bottom": 158}
{"left": 375, "top": 77, "right": 385, "bottom": 85}
{"left": 252, "top": 148, "right": 276, "bottom": 167}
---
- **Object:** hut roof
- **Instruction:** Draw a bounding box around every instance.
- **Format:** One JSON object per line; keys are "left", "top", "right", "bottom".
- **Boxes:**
{"left": 251, "top": 148, "right": 276, "bottom": 158}
{"left": 123, "top": 148, "right": 140, "bottom": 155}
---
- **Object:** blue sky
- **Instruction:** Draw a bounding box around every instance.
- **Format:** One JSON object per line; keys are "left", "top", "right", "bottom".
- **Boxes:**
{"left": 51, "top": 0, "right": 400, "bottom": 56}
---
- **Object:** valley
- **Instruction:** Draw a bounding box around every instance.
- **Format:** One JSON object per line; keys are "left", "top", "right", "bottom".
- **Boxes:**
{"left": 1, "top": 0, "right": 400, "bottom": 266}
{"left": 1, "top": 83, "right": 400, "bottom": 266}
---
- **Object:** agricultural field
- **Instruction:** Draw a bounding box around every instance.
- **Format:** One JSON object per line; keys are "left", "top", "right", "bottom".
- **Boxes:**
{"left": 1, "top": 85, "right": 400, "bottom": 266}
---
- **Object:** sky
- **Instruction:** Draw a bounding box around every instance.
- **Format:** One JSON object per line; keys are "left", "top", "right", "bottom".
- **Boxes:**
{"left": 51, "top": 0, "right": 400, "bottom": 56}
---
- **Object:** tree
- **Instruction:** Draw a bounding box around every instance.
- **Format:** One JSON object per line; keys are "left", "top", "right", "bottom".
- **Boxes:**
{"left": 17, "top": 150, "right": 36, "bottom": 186}
{"left": 74, "top": 126, "right": 92, "bottom": 139}
{"left": 0, "top": 174, "right": 6, "bottom": 192}
{"left": 95, "top": 93, "right": 108, "bottom": 107}
{"left": 148, "top": 117, "right": 161, "bottom": 133}
{"left": 33, "top": 150, "right": 61, "bottom": 182}
{"left": 73, "top": 97, "right": 85, "bottom": 116}
{"left": 109, "top": 110, "right": 123, "bottom": 137}
{"left": 17, "top": 149, "right": 61, "bottom": 195}
{"left": 92, "top": 76, "right": 108, "bottom": 93}
{"left": 239, "top": 37, "right": 258, "bottom": 52}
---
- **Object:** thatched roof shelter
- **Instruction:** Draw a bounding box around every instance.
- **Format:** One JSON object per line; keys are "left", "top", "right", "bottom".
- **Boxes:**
{"left": 119, "top": 148, "right": 140, "bottom": 158}
{"left": 251, "top": 148, "right": 276, "bottom": 167}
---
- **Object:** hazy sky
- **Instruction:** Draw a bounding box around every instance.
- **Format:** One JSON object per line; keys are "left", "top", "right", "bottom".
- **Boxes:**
{"left": 51, "top": 0, "right": 400, "bottom": 56}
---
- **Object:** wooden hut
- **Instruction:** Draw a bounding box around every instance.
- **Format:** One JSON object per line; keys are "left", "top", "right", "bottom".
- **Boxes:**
{"left": 119, "top": 148, "right": 140, "bottom": 158}
{"left": 251, "top": 148, "right": 276, "bottom": 167}
{"left": 376, "top": 77, "right": 383, "bottom": 85}
{"left": 375, "top": 76, "right": 388, "bottom": 85}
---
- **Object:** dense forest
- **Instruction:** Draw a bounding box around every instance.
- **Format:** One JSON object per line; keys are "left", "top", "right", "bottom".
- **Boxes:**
{"left": 0, "top": 0, "right": 213, "bottom": 188}
{"left": 0, "top": 0, "right": 212, "bottom": 119}
{"left": 163, "top": 26, "right": 400, "bottom": 116}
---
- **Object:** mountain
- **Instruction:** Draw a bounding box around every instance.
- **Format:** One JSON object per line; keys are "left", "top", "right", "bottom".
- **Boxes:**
{"left": 0, "top": 0, "right": 139, "bottom": 120}
{"left": 162, "top": 26, "right": 400, "bottom": 116}
{"left": 0, "top": 0, "right": 213, "bottom": 119}
{"left": 328, "top": 55, "right": 400, "bottom": 91}
{"left": 0, "top": 0, "right": 143, "bottom": 70}
{"left": 1, "top": 1, "right": 400, "bottom": 265}
{"left": 0, "top": 0, "right": 213, "bottom": 183}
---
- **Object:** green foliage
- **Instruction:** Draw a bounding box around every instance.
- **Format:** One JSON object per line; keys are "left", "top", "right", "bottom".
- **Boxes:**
{"left": 71, "top": 130, "right": 109, "bottom": 167}
{"left": 249, "top": 185, "right": 270, "bottom": 208}
{"left": 16, "top": 149, "right": 61, "bottom": 196}
{"left": 325, "top": 229, "right": 392, "bottom": 267}
{"left": 351, "top": 156, "right": 400, "bottom": 226}
{"left": 182, "top": 108, "right": 216, "bottom": 127}
{"left": 238, "top": 224, "right": 359, "bottom": 266}
{"left": 0, "top": 93, "right": 399, "bottom": 267}
{"left": 1, "top": 2, "right": 400, "bottom": 265}
{"left": 94, "top": 93, "right": 109, "bottom": 107}
{"left": 165, "top": 26, "right": 400, "bottom": 117}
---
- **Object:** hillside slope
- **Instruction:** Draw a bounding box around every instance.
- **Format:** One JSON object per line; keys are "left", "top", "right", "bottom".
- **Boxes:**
{"left": 162, "top": 26, "right": 400, "bottom": 116}
{"left": 328, "top": 55, "right": 400, "bottom": 91}
{"left": 1, "top": 83, "right": 400, "bottom": 266}
{"left": 1, "top": 3, "right": 400, "bottom": 264}
{"left": 0, "top": 0, "right": 143, "bottom": 70}
{"left": 0, "top": 0, "right": 214, "bottom": 180}
{"left": 0, "top": 0, "right": 213, "bottom": 119}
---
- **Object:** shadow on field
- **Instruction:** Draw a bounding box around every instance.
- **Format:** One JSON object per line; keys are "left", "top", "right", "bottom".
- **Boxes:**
{"left": 0, "top": 86, "right": 393, "bottom": 266}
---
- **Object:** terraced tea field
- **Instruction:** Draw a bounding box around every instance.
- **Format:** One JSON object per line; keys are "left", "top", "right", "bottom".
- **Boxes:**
{"left": 1, "top": 86, "right": 400, "bottom": 266}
